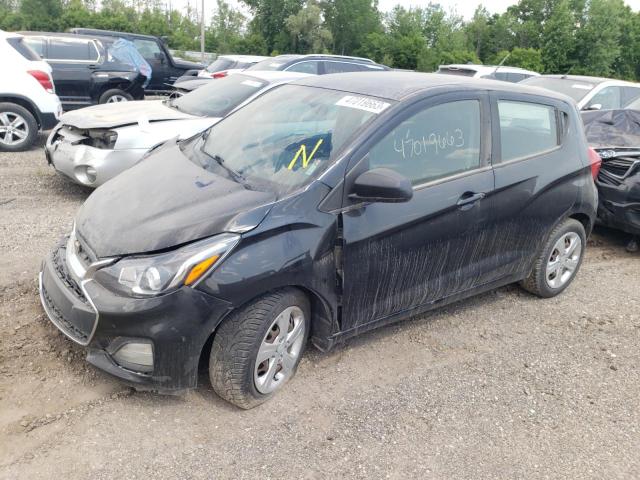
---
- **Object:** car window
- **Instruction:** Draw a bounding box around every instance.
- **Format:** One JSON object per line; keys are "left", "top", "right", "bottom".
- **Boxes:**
{"left": 7, "top": 37, "right": 41, "bottom": 60}
{"left": 587, "top": 86, "right": 622, "bottom": 110}
{"left": 22, "top": 37, "right": 46, "bottom": 57}
{"left": 48, "top": 38, "right": 98, "bottom": 61}
{"left": 206, "top": 57, "right": 235, "bottom": 73}
{"left": 367, "top": 100, "right": 482, "bottom": 185}
{"left": 323, "top": 61, "right": 368, "bottom": 74}
{"left": 498, "top": 101, "right": 558, "bottom": 162}
{"left": 507, "top": 73, "right": 527, "bottom": 82}
{"left": 286, "top": 61, "right": 319, "bottom": 74}
{"left": 132, "top": 39, "right": 162, "bottom": 60}
{"left": 621, "top": 87, "right": 640, "bottom": 108}
{"left": 520, "top": 77, "right": 595, "bottom": 103}
{"left": 171, "top": 74, "right": 268, "bottom": 117}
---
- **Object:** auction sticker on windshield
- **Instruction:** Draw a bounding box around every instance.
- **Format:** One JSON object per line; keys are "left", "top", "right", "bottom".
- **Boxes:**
{"left": 336, "top": 95, "right": 390, "bottom": 114}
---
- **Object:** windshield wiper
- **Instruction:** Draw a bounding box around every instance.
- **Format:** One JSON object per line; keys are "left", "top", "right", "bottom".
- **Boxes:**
{"left": 202, "top": 150, "right": 248, "bottom": 185}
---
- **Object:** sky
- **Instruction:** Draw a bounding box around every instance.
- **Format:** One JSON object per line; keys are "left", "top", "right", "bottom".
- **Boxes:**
{"left": 177, "top": 0, "right": 640, "bottom": 21}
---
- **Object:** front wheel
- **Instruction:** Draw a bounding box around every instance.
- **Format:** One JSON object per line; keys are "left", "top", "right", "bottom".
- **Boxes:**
{"left": 99, "top": 89, "right": 133, "bottom": 104}
{"left": 209, "top": 288, "right": 310, "bottom": 409}
{"left": 520, "top": 218, "right": 586, "bottom": 298}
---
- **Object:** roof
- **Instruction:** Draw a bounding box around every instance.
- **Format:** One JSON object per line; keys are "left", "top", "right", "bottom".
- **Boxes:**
{"left": 217, "top": 54, "right": 269, "bottom": 62}
{"left": 439, "top": 64, "right": 539, "bottom": 75}
{"left": 241, "top": 70, "right": 312, "bottom": 82}
{"left": 537, "top": 74, "right": 610, "bottom": 84}
{"left": 270, "top": 53, "right": 378, "bottom": 64}
{"left": 0, "top": 29, "right": 21, "bottom": 40}
{"left": 70, "top": 28, "right": 158, "bottom": 41}
{"left": 292, "top": 71, "right": 572, "bottom": 103}
{"left": 18, "top": 31, "right": 116, "bottom": 44}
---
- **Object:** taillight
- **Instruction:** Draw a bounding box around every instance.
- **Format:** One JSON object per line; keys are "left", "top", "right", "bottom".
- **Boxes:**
{"left": 211, "top": 71, "right": 228, "bottom": 79}
{"left": 28, "top": 70, "right": 54, "bottom": 93}
{"left": 587, "top": 147, "right": 602, "bottom": 180}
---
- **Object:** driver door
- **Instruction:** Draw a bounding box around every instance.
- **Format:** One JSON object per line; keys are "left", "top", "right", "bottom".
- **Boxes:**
{"left": 340, "top": 93, "right": 496, "bottom": 331}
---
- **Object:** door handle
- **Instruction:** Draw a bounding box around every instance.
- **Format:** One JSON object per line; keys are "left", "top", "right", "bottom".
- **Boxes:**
{"left": 457, "top": 192, "right": 486, "bottom": 208}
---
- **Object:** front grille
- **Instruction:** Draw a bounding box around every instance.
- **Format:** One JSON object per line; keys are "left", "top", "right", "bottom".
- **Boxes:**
{"left": 41, "top": 282, "right": 89, "bottom": 343}
{"left": 52, "top": 243, "right": 88, "bottom": 304}
{"left": 598, "top": 156, "right": 640, "bottom": 186}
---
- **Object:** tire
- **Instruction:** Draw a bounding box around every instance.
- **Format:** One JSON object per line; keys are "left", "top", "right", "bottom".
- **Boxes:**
{"left": 520, "top": 218, "right": 586, "bottom": 298}
{"left": 209, "top": 288, "right": 310, "bottom": 409}
{"left": 0, "top": 102, "right": 38, "bottom": 152}
{"left": 98, "top": 89, "right": 133, "bottom": 104}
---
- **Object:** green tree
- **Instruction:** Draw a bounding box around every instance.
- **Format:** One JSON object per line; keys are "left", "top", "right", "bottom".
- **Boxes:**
{"left": 321, "top": 0, "right": 381, "bottom": 55}
{"left": 242, "top": 0, "right": 303, "bottom": 53}
{"left": 207, "top": 0, "right": 246, "bottom": 53}
{"left": 285, "top": 1, "right": 332, "bottom": 53}
{"left": 541, "top": 0, "right": 576, "bottom": 74}
{"left": 488, "top": 47, "right": 543, "bottom": 72}
{"left": 19, "top": 0, "right": 62, "bottom": 30}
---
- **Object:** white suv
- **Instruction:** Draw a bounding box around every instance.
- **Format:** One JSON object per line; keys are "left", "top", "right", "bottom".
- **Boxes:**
{"left": 0, "top": 30, "right": 62, "bottom": 151}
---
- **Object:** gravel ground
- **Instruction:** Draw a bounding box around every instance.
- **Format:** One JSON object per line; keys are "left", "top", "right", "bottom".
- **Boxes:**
{"left": 0, "top": 136, "right": 639, "bottom": 479}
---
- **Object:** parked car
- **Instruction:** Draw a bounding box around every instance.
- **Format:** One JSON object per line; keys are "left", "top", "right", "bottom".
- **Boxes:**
{"left": 582, "top": 109, "right": 640, "bottom": 251}
{"left": 436, "top": 64, "right": 539, "bottom": 82}
{"left": 0, "top": 30, "right": 61, "bottom": 151}
{"left": 196, "top": 54, "right": 269, "bottom": 79}
{"left": 70, "top": 28, "right": 204, "bottom": 94}
{"left": 20, "top": 32, "right": 147, "bottom": 109}
{"left": 521, "top": 75, "right": 640, "bottom": 111}
{"left": 245, "top": 54, "right": 389, "bottom": 75}
{"left": 169, "top": 77, "right": 212, "bottom": 97}
{"left": 39, "top": 72, "right": 597, "bottom": 408}
{"left": 45, "top": 71, "right": 310, "bottom": 187}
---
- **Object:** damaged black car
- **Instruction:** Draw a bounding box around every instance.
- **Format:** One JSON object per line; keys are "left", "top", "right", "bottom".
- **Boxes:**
{"left": 39, "top": 72, "right": 598, "bottom": 409}
{"left": 583, "top": 109, "right": 640, "bottom": 251}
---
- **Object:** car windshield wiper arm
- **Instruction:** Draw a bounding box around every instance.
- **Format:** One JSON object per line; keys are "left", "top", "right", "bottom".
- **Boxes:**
{"left": 203, "top": 150, "right": 247, "bottom": 185}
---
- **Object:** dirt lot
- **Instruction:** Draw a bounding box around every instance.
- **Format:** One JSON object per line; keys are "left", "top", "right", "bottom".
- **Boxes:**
{"left": 0, "top": 134, "right": 639, "bottom": 479}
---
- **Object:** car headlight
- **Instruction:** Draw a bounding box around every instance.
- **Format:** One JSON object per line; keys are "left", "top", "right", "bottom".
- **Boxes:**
{"left": 94, "top": 233, "right": 240, "bottom": 297}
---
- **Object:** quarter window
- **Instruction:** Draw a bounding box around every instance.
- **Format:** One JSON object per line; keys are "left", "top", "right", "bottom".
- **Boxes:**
{"left": 368, "top": 100, "right": 482, "bottom": 185}
{"left": 498, "top": 101, "right": 558, "bottom": 162}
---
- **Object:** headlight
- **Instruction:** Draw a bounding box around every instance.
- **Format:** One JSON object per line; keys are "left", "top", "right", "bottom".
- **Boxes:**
{"left": 94, "top": 233, "right": 240, "bottom": 297}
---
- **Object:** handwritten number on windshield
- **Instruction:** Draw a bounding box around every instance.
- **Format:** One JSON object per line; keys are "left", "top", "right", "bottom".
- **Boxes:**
{"left": 287, "top": 139, "right": 324, "bottom": 170}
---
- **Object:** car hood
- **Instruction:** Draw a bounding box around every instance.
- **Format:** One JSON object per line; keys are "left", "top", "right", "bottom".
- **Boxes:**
{"left": 76, "top": 141, "right": 276, "bottom": 257}
{"left": 59, "top": 100, "right": 195, "bottom": 129}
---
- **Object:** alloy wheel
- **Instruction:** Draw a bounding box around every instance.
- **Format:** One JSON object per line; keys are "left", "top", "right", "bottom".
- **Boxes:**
{"left": 0, "top": 112, "right": 29, "bottom": 147}
{"left": 545, "top": 232, "right": 582, "bottom": 289}
{"left": 254, "top": 306, "right": 306, "bottom": 394}
{"left": 106, "top": 95, "right": 129, "bottom": 103}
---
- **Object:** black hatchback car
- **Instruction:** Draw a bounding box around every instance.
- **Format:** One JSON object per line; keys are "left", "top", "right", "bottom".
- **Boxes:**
{"left": 20, "top": 32, "right": 146, "bottom": 109}
{"left": 39, "top": 73, "right": 598, "bottom": 408}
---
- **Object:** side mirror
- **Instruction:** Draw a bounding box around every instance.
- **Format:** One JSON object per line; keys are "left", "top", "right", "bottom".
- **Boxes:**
{"left": 349, "top": 168, "right": 413, "bottom": 203}
{"left": 585, "top": 103, "right": 602, "bottom": 111}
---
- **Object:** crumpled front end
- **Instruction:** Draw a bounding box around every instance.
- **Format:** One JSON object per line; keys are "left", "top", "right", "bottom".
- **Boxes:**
{"left": 595, "top": 148, "right": 640, "bottom": 235}
{"left": 46, "top": 124, "right": 146, "bottom": 187}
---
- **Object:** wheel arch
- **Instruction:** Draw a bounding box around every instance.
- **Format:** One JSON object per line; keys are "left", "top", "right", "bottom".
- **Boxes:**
{"left": 0, "top": 95, "right": 42, "bottom": 128}
{"left": 196, "top": 284, "right": 336, "bottom": 379}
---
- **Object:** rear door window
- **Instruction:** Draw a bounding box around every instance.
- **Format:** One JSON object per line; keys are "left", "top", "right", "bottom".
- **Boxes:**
{"left": 132, "top": 39, "right": 162, "bottom": 60}
{"left": 49, "top": 38, "right": 98, "bottom": 61}
{"left": 498, "top": 101, "right": 558, "bottom": 162}
{"left": 368, "top": 99, "right": 482, "bottom": 185}
{"left": 621, "top": 86, "right": 640, "bottom": 108}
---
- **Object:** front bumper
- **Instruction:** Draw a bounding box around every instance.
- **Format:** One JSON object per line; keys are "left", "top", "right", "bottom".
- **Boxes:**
{"left": 39, "top": 241, "right": 233, "bottom": 392}
{"left": 45, "top": 127, "right": 147, "bottom": 187}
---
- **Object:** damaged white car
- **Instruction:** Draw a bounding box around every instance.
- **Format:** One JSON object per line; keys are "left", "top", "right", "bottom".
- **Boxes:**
{"left": 45, "top": 71, "right": 310, "bottom": 187}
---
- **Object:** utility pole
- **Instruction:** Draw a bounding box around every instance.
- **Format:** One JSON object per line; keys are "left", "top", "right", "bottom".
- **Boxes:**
{"left": 200, "top": 0, "right": 205, "bottom": 62}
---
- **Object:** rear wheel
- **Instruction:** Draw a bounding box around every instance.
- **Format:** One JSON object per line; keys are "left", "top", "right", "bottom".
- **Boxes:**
{"left": 209, "top": 288, "right": 309, "bottom": 409}
{"left": 0, "top": 102, "right": 37, "bottom": 152}
{"left": 99, "top": 89, "right": 133, "bottom": 104}
{"left": 520, "top": 218, "right": 586, "bottom": 298}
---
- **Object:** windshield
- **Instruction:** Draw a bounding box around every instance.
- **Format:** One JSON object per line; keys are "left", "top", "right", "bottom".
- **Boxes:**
{"left": 206, "top": 57, "right": 235, "bottom": 73}
{"left": 521, "top": 77, "right": 596, "bottom": 102}
{"left": 171, "top": 74, "right": 268, "bottom": 117}
{"left": 195, "top": 85, "right": 392, "bottom": 196}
